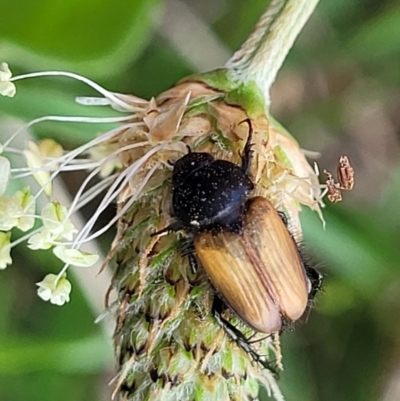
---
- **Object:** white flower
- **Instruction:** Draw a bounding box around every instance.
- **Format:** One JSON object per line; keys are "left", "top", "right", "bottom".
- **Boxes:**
{"left": 23, "top": 139, "right": 63, "bottom": 196}
{"left": 41, "top": 201, "right": 77, "bottom": 240}
{"left": 0, "top": 232, "right": 12, "bottom": 269}
{"left": 0, "top": 62, "right": 16, "bottom": 97}
{"left": 0, "top": 197, "right": 18, "bottom": 231}
{"left": 27, "top": 228, "right": 54, "bottom": 250}
{"left": 13, "top": 187, "right": 35, "bottom": 231}
{"left": 36, "top": 274, "right": 72, "bottom": 306}
{"left": 0, "top": 187, "right": 35, "bottom": 232}
{"left": 0, "top": 156, "right": 11, "bottom": 196}
{"left": 28, "top": 202, "right": 77, "bottom": 250}
{"left": 0, "top": 196, "right": 20, "bottom": 231}
{"left": 53, "top": 245, "right": 99, "bottom": 267}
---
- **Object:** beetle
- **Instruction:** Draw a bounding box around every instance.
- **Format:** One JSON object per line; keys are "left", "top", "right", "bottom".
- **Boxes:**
{"left": 157, "top": 119, "right": 320, "bottom": 347}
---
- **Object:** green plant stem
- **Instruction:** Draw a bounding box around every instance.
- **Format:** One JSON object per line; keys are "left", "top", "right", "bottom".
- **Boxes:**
{"left": 226, "top": 0, "right": 320, "bottom": 104}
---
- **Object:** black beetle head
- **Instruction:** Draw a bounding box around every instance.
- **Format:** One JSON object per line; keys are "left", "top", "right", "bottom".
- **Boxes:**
{"left": 172, "top": 152, "right": 214, "bottom": 187}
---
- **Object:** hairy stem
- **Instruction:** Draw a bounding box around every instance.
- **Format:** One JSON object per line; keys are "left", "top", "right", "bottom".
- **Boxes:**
{"left": 226, "top": 0, "right": 320, "bottom": 104}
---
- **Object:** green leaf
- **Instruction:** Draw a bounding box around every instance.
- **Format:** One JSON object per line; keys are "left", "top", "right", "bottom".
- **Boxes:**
{"left": 0, "top": 83, "right": 122, "bottom": 145}
{"left": 0, "top": 0, "right": 161, "bottom": 78}
{"left": 302, "top": 207, "right": 393, "bottom": 295}
{"left": 0, "top": 335, "right": 112, "bottom": 374}
{"left": 347, "top": 5, "right": 400, "bottom": 62}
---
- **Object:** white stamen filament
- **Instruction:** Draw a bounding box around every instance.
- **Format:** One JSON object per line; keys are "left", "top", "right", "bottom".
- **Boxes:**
{"left": 56, "top": 161, "right": 161, "bottom": 282}
{"left": 9, "top": 227, "right": 42, "bottom": 249}
{"left": 10, "top": 70, "right": 138, "bottom": 112}
{"left": 23, "top": 122, "right": 141, "bottom": 211}
{"left": 2, "top": 114, "right": 136, "bottom": 150}
{"left": 76, "top": 96, "right": 147, "bottom": 112}
{"left": 72, "top": 144, "right": 164, "bottom": 247}
{"left": 11, "top": 159, "right": 103, "bottom": 177}
{"left": 64, "top": 141, "right": 149, "bottom": 221}
{"left": 1, "top": 147, "right": 24, "bottom": 155}
{"left": 73, "top": 174, "right": 117, "bottom": 211}
{"left": 79, "top": 162, "right": 161, "bottom": 244}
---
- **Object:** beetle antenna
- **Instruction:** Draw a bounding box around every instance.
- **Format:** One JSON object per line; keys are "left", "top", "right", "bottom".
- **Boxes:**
{"left": 167, "top": 144, "right": 192, "bottom": 166}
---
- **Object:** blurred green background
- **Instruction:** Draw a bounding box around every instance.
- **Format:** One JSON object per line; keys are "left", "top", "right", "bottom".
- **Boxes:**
{"left": 1, "top": 0, "right": 400, "bottom": 400}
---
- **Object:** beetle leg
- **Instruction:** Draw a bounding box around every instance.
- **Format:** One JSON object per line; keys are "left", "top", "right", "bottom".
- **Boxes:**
{"left": 277, "top": 211, "right": 288, "bottom": 226}
{"left": 179, "top": 239, "right": 193, "bottom": 256}
{"left": 248, "top": 334, "right": 271, "bottom": 344}
{"left": 212, "top": 297, "right": 279, "bottom": 374}
{"left": 187, "top": 253, "right": 199, "bottom": 275}
{"left": 151, "top": 221, "right": 183, "bottom": 237}
{"left": 178, "top": 240, "right": 198, "bottom": 275}
{"left": 304, "top": 264, "right": 323, "bottom": 304}
{"left": 238, "top": 118, "right": 254, "bottom": 174}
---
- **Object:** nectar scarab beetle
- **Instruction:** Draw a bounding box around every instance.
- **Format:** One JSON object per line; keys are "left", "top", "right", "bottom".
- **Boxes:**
{"left": 156, "top": 119, "right": 320, "bottom": 338}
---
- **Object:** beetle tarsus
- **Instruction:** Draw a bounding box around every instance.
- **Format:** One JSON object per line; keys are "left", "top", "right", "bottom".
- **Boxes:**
{"left": 187, "top": 253, "right": 198, "bottom": 275}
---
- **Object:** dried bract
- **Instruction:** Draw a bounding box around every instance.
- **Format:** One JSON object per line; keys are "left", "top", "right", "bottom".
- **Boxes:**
{"left": 324, "top": 156, "right": 355, "bottom": 203}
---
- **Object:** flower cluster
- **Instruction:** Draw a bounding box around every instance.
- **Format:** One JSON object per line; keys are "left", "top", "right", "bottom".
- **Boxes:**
{"left": 0, "top": 63, "right": 165, "bottom": 305}
{"left": 0, "top": 59, "right": 356, "bottom": 401}
{"left": 0, "top": 62, "right": 337, "bottom": 309}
